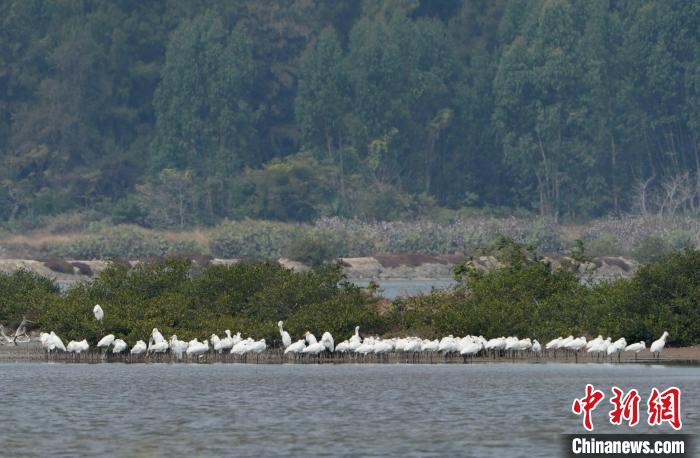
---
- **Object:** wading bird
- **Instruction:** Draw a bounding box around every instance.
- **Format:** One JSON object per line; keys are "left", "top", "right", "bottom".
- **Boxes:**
{"left": 624, "top": 341, "right": 646, "bottom": 361}
{"left": 284, "top": 339, "right": 306, "bottom": 355}
{"left": 93, "top": 304, "right": 104, "bottom": 322}
{"left": 130, "top": 340, "right": 147, "bottom": 355}
{"left": 278, "top": 321, "right": 291, "bottom": 349}
{"left": 302, "top": 332, "right": 325, "bottom": 355}
{"left": 650, "top": 331, "right": 669, "bottom": 359}
{"left": 97, "top": 334, "right": 115, "bottom": 350}
{"left": 67, "top": 339, "right": 89, "bottom": 354}
{"left": 112, "top": 339, "right": 127, "bottom": 354}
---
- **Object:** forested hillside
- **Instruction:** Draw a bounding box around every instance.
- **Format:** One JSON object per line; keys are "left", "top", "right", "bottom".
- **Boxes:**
{"left": 1, "top": 0, "right": 699, "bottom": 228}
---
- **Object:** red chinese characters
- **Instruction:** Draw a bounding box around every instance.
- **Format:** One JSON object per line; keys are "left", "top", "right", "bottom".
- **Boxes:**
{"left": 572, "top": 384, "right": 605, "bottom": 431}
{"left": 609, "top": 386, "right": 641, "bottom": 426}
{"left": 572, "top": 385, "right": 682, "bottom": 431}
{"left": 647, "top": 387, "right": 682, "bottom": 430}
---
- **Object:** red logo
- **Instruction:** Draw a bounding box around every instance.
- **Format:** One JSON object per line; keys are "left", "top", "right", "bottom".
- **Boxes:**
{"left": 609, "top": 386, "right": 641, "bottom": 427}
{"left": 572, "top": 385, "right": 682, "bottom": 431}
{"left": 647, "top": 387, "right": 682, "bottom": 430}
{"left": 572, "top": 384, "right": 605, "bottom": 431}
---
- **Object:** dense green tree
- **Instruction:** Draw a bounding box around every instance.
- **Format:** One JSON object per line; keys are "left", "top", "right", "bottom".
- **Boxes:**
{"left": 1, "top": 0, "right": 700, "bottom": 226}
{"left": 296, "top": 27, "right": 351, "bottom": 210}
{"left": 152, "top": 12, "right": 257, "bottom": 176}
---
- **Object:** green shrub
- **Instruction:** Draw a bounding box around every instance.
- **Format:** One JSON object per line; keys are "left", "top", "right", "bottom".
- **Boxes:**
{"left": 38, "top": 258, "right": 382, "bottom": 346}
{"left": 632, "top": 236, "right": 671, "bottom": 263}
{"left": 0, "top": 269, "right": 59, "bottom": 328}
{"left": 208, "top": 220, "right": 307, "bottom": 259}
{"left": 285, "top": 230, "right": 346, "bottom": 266}
{"left": 165, "top": 238, "right": 206, "bottom": 256}
{"left": 667, "top": 229, "right": 695, "bottom": 251}
{"left": 586, "top": 235, "right": 626, "bottom": 257}
{"left": 6, "top": 246, "right": 700, "bottom": 347}
{"left": 44, "top": 226, "right": 170, "bottom": 259}
{"left": 110, "top": 195, "right": 147, "bottom": 225}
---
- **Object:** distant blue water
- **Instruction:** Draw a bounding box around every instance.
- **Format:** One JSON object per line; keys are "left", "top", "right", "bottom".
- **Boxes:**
{"left": 352, "top": 278, "right": 455, "bottom": 298}
{"left": 1, "top": 363, "right": 697, "bottom": 457}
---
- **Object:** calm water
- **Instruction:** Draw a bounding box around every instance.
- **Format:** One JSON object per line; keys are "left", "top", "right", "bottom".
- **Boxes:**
{"left": 1, "top": 363, "right": 697, "bottom": 457}
{"left": 352, "top": 279, "right": 455, "bottom": 298}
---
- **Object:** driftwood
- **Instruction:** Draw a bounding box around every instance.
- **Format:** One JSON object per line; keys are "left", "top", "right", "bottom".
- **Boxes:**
{"left": 0, "top": 318, "right": 35, "bottom": 345}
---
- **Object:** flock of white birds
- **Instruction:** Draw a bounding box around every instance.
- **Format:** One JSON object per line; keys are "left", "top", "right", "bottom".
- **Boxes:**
{"left": 36, "top": 304, "right": 671, "bottom": 360}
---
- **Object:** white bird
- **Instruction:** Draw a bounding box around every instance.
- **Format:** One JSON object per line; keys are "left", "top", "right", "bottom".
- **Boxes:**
{"left": 504, "top": 336, "right": 520, "bottom": 351}
{"left": 231, "top": 338, "right": 253, "bottom": 355}
{"left": 304, "top": 331, "right": 318, "bottom": 345}
{"left": 148, "top": 339, "right": 169, "bottom": 353}
{"left": 231, "top": 332, "right": 242, "bottom": 346}
{"left": 485, "top": 337, "right": 507, "bottom": 351}
{"left": 355, "top": 337, "right": 376, "bottom": 355}
{"left": 246, "top": 339, "right": 266, "bottom": 354}
{"left": 565, "top": 336, "right": 587, "bottom": 352}
{"left": 186, "top": 339, "right": 209, "bottom": 356}
{"left": 151, "top": 328, "right": 165, "bottom": 344}
{"left": 438, "top": 335, "right": 459, "bottom": 353}
{"left": 459, "top": 341, "right": 483, "bottom": 356}
{"left": 169, "top": 335, "right": 189, "bottom": 358}
{"left": 586, "top": 335, "right": 604, "bottom": 351}
{"left": 350, "top": 326, "right": 362, "bottom": 344}
{"left": 39, "top": 332, "right": 50, "bottom": 350}
{"left": 335, "top": 340, "right": 350, "bottom": 352}
{"left": 624, "top": 341, "right": 646, "bottom": 353}
{"left": 112, "top": 339, "right": 127, "bottom": 354}
{"left": 214, "top": 330, "right": 235, "bottom": 353}
{"left": 624, "top": 341, "right": 646, "bottom": 361}
{"left": 420, "top": 339, "right": 438, "bottom": 352}
{"left": 130, "top": 340, "right": 147, "bottom": 355}
{"left": 48, "top": 332, "right": 66, "bottom": 352}
{"left": 321, "top": 332, "right": 334, "bottom": 352}
{"left": 650, "top": 331, "right": 669, "bottom": 358}
{"left": 372, "top": 339, "right": 393, "bottom": 354}
{"left": 402, "top": 338, "right": 422, "bottom": 352}
{"left": 278, "top": 321, "right": 291, "bottom": 349}
{"left": 302, "top": 332, "right": 326, "bottom": 355}
{"left": 67, "top": 339, "right": 89, "bottom": 354}
{"left": 97, "top": 334, "right": 115, "bottom": 349}
{"left": 607, "top": 337, "right": 627, "bottom": 357}
{"left": 545, "top": 337, "right": 562, "bottom": 350}
{"left": 210, "top": 334, "right": 221, "bottom": 351}
{"left": 93, "top": 304, "right": 104, "bottom": 321}
{"left": 532, "top": 340, "right": 542, "bottom": 354}
{"left": 516, "top": 338, "right": 532, "bottom": 351}
{"left": 587, "top": 337, "right": 611, "bottom": 356}
{"left": 284, "top": 339, "right": 306, "bottom": 354}
{"left": 556, "top": 335, "right": 574, "bottom": 350}
{"left": 347, "top": 338, "right": 362, "bottom": 352}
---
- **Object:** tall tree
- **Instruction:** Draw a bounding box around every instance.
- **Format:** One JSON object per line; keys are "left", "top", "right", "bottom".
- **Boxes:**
{"left": 152, "top": 12, "right": 257, "bottom": 177}
{"left": 296, "top": 26, "right": 351, "bottom": 210}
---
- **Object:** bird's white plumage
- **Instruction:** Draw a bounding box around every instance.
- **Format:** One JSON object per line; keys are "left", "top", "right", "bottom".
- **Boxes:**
{"left": 112, "top": 339, "right": 127, "bottom": 354}
{"left": 278, "top": 321, "right": 292, "bottom": 349}
{"left": 130, "top": 340, "right": 147, "bottom": 355}
{"left": 650, "top": 331, "right": 669, "bottom": 355}
{"left": 93, "top": 304, "right": 104, "bottom": 321}
{"left": 284, "top": 339, "right": 306, "bottom": 354}
{"left": 97, "top": 334, "right": 115, "bottom": 348}
{"left": 624, "top": 341, "right": 646, "bottom": 353}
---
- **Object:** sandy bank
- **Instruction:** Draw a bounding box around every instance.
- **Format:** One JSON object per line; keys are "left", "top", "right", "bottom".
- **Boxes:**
{"left": 0, "top": 254, "right": 637, "bottom": 286}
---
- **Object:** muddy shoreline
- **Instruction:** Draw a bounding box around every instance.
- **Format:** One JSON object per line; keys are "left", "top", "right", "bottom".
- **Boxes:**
{"left": 2, "top": 343, "right": 698, "bottom": 365}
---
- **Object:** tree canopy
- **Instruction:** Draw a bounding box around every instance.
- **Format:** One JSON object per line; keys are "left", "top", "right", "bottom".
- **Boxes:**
{"left": 1, "top": 0, "right": 700, "bottom": 225}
